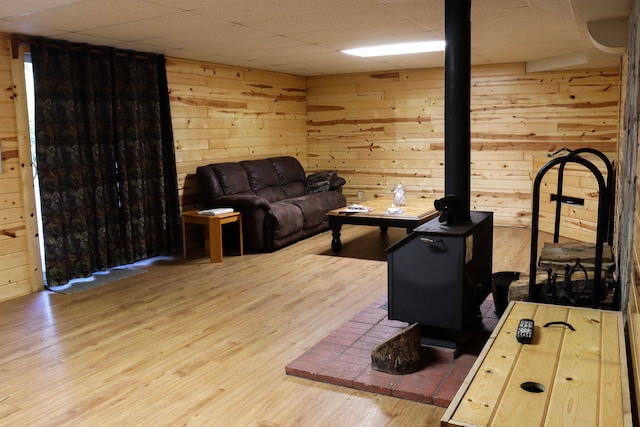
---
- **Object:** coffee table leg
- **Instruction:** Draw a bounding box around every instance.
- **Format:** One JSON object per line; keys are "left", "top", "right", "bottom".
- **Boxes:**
{"left": 380, "top": 226, "right": 388, "bottom": 233}
{"left": 331, "top": 224, "right": 342, "bottom": 252}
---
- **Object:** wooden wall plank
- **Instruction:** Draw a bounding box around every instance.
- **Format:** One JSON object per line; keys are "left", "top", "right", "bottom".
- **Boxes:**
{"left": 167, "top": 57, "right": 308, "bottom": 211}
{"left": 307, "top": 63, "right": 620, "bottom": 240}
{"left": 0, "top": 35, "right": 35, "bottom": 303}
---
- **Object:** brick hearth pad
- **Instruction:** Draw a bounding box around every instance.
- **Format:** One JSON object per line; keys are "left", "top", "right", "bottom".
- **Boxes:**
{"left": 285, "top": 295, "right": 499, "bottom": 407}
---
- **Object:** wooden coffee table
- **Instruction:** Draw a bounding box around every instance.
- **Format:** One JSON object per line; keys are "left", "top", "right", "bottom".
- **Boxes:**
{"left": 327, "top": 198, "right": 438, "bottom": 252}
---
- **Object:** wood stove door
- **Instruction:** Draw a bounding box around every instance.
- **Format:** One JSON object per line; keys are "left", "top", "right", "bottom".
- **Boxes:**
{"left": 388, "top": 233, "right": 466, "bottom": 330}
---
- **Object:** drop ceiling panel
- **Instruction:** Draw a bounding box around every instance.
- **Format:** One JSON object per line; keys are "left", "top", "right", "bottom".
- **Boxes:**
{"left": 81, "top": 12, "right": 226, "bottom": 41}
{"left": 378, "top": 0, "right": 444, "bottom": 19}
{"left": 194, "top": 0, "right": 380, "bottom": 23}
{"left": 293, "top": 19, "right": 434, "bottom": 45}
{"left": 0, "top": 0, "right": 82, "bottom": 19}
{"left": 0, "top": 0, "right": 627, "bottom": 76}
{"left": 8, "top": 0, "right": 178, "bottom": 32}
{"left": 248, "top": 5, "right": 411, "bottom": 35}
{"left": 144, "top": 25, "right": 273, "bottom": 51}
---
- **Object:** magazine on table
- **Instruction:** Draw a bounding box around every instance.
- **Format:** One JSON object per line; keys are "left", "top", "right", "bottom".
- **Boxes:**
{"left": 198, "top": 207, "right": 234, "bottom": 216}
{"left": 342, "top": 204, "right": 374, "bottom": 213}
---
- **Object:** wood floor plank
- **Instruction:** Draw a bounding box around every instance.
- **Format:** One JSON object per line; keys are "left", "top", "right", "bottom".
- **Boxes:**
{"left": 0, "top": 225, "right": 536, "bottom": 426}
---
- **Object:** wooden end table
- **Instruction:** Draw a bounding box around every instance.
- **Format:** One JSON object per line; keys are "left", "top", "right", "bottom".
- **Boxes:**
{"left": 181, "top": 210, "right": 243, "bottom": 263}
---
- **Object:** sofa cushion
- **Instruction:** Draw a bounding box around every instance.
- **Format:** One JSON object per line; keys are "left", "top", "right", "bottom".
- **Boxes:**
{"left": 241, "top": 159, "right": 287, "bottom": 202}
{"left": 288, "top": 196, "right": 327, "bottom": 229}
{"left": 196, "top": 164, "right": 224, "bottom": 201}
{"left": 280, "top": 181, "right": 304, "bottom": 199}
{"left": 213, "top": 163, "right": 252, "bottom": 195}
{"left": 271, "top": 156, "right": 305, "bottom": 198}
{"left": 266, "top": 201, "right": 304, "bottom": 239}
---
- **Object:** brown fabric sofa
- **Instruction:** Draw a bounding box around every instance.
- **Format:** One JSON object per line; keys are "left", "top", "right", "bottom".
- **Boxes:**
{"left": 196, "top": 156, "right": 346, "bottom": 251}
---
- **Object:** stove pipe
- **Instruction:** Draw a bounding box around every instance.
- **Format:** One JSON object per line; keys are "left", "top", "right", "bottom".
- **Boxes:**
{"left": 437, "top": 0, "right": 471, "bottom": 226}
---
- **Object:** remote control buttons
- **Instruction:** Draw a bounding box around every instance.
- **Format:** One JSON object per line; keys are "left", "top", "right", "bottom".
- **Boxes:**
{"left": 516, "top": 318, "right": 534, "bottom": 344}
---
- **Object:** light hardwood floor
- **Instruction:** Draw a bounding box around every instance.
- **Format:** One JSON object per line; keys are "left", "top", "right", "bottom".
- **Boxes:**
{"left": 0, "top": 224, "right": 537, "bottom": 426}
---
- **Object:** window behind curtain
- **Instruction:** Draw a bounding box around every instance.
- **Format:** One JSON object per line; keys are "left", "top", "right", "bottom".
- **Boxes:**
{"left": 30, "top": 40, "right": 181, "bottom": 287}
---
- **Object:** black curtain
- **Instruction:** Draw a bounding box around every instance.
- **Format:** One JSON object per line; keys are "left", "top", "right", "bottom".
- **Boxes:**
{"left": 30, "top": 40, "right": 181, "bottom": 287}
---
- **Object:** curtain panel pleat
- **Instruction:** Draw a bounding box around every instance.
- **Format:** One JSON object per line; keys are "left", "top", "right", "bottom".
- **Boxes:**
{"left": 30, "top": 40, "right": 181, "bottom": 287}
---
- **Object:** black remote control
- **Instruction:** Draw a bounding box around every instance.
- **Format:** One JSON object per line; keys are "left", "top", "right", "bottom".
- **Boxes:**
{"left": 516, "top": 318, "right": 534, "bottom": 344}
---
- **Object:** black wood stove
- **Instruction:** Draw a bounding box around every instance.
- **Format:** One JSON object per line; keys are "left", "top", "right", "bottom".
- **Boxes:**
{"left": 387, "top": 212, "right": 493, "bottom": 348}
{"left": 386, "top": 0, "right": 494, "bottom": 348}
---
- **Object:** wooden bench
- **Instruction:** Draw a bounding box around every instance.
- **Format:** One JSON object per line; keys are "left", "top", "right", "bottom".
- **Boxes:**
{"left": 441, "top": 301, "right": 632, "bottom": 426}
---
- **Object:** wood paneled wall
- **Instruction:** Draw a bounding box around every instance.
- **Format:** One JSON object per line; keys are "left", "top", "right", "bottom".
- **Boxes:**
{"left": 166, "top": 58, "right": 308, "bottom": 210}
{"left": 306, "top": 64, "right": 620, "bottom": 234}
{"left": 623, "top": 0, "right": 640, "bottom": 416}
{"left": 0, "top": 34, "right": 624, "bottom": 303}
{"left": 0, "top": 35, "right": 40, "bottom": 302}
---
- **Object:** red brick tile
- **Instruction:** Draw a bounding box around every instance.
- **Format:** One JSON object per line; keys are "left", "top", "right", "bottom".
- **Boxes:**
{"left": 372, "top": 324, "right": 407, "bottom": 335}
{"left": 340, "top": 320, "right": 375, "bottom": 333}
{"left": 373, "top": 295, "right": 387, "bottom": 305}
{"left": 292, "top": 352, "right": 330, "bottom": 367}
{"left": 351, "top": 311, "right": 385, "bottom": 324}
{"left": 432, "top": 383, "right": 459, "bottom": 407}
{"left": 310, "top": 340, "right": 348, "bottom": 355}
{"left": 326, "top": 329, "right": 360, "bottom": 340}
{"left": 326, "top": 329, "right": 363, "bottom": 342}
{"left": 449, "top": 354, "right": 477, "bottom": 376}
{"left": 433, "top": 354, "right": 477, "bottom": 407}
{"left": 334, "top": 352, "right": 370, "bottom": 368}
{"left": 425, "top": 346, "right": 457, "bottom": 363}
{"left": 350, "top": 338, "right": 379, "bottom": 352}
{"left": 353, "top": 368, "right": 398, "bottom": 395}
{"left": 379, "top": 317, "right": 409, "bottom": 328}
{"left": 322, "top": 335, "right": 359, "bottom": 347}
{"left": 317, "top": 364, "right": 364, "bottom": 387}
{"left": 324, "top": 328, "right": 368, "bottom": 343}
{"left": 284, "top": 359, "right": 320, "bottom": 379}
{"left": 392, "top": 385, "right": 433, "bottom": 404}
{"left": 358, "top": 326, "right": 401, "bottom": 344}
{"left": 343, "top": 345, "right": 371, "bottom": 359}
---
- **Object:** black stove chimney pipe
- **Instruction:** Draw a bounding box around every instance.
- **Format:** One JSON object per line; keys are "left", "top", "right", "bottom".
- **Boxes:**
{"left": 437, "top": 0, "right": 471, "bottom": 226}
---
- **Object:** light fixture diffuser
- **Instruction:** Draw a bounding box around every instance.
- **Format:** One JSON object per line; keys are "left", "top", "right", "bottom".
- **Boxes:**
{"left": 342, "top": 40, "right": 445, "bottom": 57}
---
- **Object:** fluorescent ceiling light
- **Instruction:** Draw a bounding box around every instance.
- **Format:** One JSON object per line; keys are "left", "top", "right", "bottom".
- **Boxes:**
{"left": 342, "top": 41, "right": 445, "bottom": 57}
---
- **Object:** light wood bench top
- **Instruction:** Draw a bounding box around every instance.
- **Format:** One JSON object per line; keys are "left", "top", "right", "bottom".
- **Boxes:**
{"left": 441, "top": 301, "right": 632, "bottom": 427}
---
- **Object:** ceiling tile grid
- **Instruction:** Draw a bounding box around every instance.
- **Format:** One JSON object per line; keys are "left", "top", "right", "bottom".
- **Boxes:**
{"left": 0, "top": 0, "right": 628, "bottom": 76}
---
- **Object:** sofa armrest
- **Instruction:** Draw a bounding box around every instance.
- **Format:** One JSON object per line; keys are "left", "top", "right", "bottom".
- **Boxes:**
{"left": 212, "top": 194, "right": 271, "bottom": 210}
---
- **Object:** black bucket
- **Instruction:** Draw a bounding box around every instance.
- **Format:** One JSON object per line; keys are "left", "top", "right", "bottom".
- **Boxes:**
{"left": 492, "top": 271, "right": 521, "bottom": 316}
